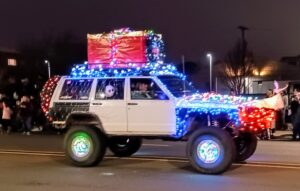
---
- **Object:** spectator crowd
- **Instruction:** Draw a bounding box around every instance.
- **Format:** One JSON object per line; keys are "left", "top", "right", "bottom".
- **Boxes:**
{"left": 0, "top": 77, "right": 45, "bottom": 135}
{"left": 258, "top": 86, "right": 300, "bottom": 141}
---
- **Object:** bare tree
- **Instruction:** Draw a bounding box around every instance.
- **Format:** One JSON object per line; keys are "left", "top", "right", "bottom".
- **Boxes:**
{"left": 220, "top": 40, "right": 255, "bottom": 95}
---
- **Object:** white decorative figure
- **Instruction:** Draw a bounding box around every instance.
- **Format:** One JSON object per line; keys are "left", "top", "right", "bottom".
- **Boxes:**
{"left": 105, "top": 85, "right": 115, "bottom": 98}
{"left": 248, "top": 80, "right": 288, "bottom": 110}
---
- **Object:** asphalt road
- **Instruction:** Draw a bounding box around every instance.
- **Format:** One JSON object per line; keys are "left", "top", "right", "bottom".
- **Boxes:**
{"left": 0, "top": 133, "right": 299, "bottom": 191}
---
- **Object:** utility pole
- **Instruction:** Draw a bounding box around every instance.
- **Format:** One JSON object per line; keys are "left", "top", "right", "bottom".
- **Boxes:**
{"left": 238, "top": 25, "right": 249, "bottom": 94}
{"left": 45, "top": 60, "right": 51, "bottom": 78}
{"left": 206, "top": 53, "right": 213, "bottom": 92}
{"left": 181, "top": 55, "right": 185, "bottom": 76}
{"left": 238, "top": 26, "right": 249, "bottom": 59}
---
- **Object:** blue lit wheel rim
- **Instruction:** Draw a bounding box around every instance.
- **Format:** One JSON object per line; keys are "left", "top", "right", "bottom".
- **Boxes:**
{"left": 71, "top": 133, "right": 93, "bottom": 158}
{"left": 197, "top": 140, "right": 221, "bottom": 164}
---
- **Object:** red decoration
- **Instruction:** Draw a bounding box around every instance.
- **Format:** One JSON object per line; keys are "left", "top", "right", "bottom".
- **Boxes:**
{"left": 114, "top": 36, "right": 147, "bottom": 63}
{"left": 40, "top": 76, "right": 61, "bottom": 118}
{"left": 88, "top": 35, "right": 111, "bottom": 63}
{"left": 238, "top": 106, "right": 276, "bottom": 132}
{"left": 87, "top": 32, "right": 147, "bottom": 67}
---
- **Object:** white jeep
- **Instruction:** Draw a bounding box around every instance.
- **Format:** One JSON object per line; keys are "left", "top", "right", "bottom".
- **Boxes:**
{"left": 45, "top": 64, "right": 259, "bottom": 174}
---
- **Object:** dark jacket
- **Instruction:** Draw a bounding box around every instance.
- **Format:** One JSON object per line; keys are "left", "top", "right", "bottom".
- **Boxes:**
{"left": 19, "top": 101, "right": 33, "bottom": 118}
{"left": 291, "top": 100, "right": 299, "bottom": 115}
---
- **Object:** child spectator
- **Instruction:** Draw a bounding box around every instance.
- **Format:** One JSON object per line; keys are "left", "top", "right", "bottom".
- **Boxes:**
{"left": 1, "top": 98, "right": 13, "bottom": 134}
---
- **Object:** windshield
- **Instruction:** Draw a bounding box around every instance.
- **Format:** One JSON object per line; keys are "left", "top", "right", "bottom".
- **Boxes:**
{"left": 157, "top": 75, "right": 197, "bottom": 97}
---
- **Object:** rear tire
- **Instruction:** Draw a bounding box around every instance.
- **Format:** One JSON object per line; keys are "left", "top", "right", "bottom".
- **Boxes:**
{"left": 64, "top": 126, "right": 107, "bottom": 167}
{"left": 235, "top": 132, "right": 257, "bottom": 162}
{"left": 108, "top": 137, "right": 142, "bottom": 157}
{"left": 187, "top": 127, "right": 236, "bottom": 174}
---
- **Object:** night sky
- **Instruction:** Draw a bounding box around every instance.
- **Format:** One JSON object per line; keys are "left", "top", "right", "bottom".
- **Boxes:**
{"left": 1, "top": 0, "right": 300, "bottom": 63}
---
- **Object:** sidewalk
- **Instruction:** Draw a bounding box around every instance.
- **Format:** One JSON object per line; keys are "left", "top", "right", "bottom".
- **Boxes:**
{"left": 270, "top": 130, "right": 294, "bottom": 141}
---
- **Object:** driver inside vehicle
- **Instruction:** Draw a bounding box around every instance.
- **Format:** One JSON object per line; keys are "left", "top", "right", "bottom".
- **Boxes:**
{"left": 131, "top": 81, "right": 153, "bottom": 99}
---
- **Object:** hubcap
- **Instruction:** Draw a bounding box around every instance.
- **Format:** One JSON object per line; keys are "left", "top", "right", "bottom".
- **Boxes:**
{"left": 71, "top": 133, "right": 92, "bottom": 158}
{"left": 197, "top": 139, "right": 221, "bottom": 163}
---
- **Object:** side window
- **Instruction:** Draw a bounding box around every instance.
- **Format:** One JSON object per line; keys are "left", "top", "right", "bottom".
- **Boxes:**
{"left": 95, "top": 79, "right": 125, "bottom": 100}
{"left": 130, "top": 78, "right": 169, "bottom": 100}
{"left": 59, "top": 79, "right": 93, "bottom": 100}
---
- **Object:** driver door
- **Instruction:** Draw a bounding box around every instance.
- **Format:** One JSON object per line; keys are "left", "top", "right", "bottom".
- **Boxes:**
{"left": 127, "top": 77, "right": 176, "bottom": 135}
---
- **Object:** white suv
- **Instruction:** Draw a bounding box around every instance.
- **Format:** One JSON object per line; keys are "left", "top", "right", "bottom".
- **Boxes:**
{"left": 44, "top": 64, "right": 258, "bottom": 174}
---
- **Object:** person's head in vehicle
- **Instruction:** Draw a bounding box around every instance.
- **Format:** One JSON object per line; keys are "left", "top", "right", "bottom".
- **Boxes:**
{"left": 132, "top": 80, "right": 152, "bottom": 99}
{"left": 138, "top": 82, "right": 149, "bottom": 92}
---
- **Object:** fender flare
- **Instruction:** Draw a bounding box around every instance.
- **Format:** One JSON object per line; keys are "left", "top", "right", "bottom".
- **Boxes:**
{"left": 65, "top": 112, "right": 106, "bottom": 134}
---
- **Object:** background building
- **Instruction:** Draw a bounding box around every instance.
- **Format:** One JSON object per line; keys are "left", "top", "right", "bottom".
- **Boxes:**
{"left": 0, "top": 48, "right": 22, "bottom": 88}
{"left": 214, "top": 56, "right": 300, "bottom": 96}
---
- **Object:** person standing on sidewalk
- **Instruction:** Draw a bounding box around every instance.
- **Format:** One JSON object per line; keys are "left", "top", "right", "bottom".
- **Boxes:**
{"left": 261, "top": 89, "right": 275, "bottom": 140}
{"left": 281, "top": 91, "right": 289, "bottom": 129}
{"left": 0, "top": 98, "right": 3, "bottom": 134}
{"left": 1, "top": 98, "right": 13, "bottom": 134}
{"left": 292, "top": 91, "right": 300, "bottom": 140}
{"left": 258, "top": 82, "right": 288, "bottom": 140}
{"left": 19, "top": 96, "right": 33, "bottom": 135}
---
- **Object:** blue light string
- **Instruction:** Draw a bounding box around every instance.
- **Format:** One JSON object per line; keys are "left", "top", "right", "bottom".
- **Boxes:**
{"left": 70, "top": 62, "right": 183, "bottom": 78}
{"left": 70, "top": 62, "right": 254, "bottom": 137}
{"left": 174, "top": 93, "right": 253, "bottom": 136}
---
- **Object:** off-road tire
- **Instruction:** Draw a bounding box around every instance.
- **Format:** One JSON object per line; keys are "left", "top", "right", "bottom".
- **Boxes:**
{"left": 108, "top": 137, "right": 142, "bottom": 157}
{"left": 235, "top": 132, "right": 257, "bottom": 162}
{"left": 187, "top": 127, "right": 236, "bottom": 174}
{"left": 64, "top": 125, "right": 107, "bottom": 167}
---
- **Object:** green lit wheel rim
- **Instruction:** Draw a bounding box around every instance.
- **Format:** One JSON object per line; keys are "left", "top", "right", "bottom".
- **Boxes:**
{"left": 197, "top": 140, "right": 221, "bottom": 164}
{"left": 71, "top": 133, "right": 93, "bottom": 159}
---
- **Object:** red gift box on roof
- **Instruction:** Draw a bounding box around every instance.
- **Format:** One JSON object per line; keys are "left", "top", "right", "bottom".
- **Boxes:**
{"left": 88, "top": 30, "right": 147, "bottom": 67}
{"left": 88, "top": 34, "right": 111, "bottom": 63}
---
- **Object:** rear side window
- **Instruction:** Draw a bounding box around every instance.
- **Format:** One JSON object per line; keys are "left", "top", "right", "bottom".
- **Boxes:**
{"left": 59, "top": 79, "right": 93, "bottom": 100}
{"left": 95, "top": 79, "right": 125, "bottom": 100}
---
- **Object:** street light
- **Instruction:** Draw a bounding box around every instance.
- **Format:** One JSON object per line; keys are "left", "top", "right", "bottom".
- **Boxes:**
{"left": 206, "top": 53, "right": 213, "bottom": 92}
{"left": 45, "top": 60, "right": 51, "bottom": 78}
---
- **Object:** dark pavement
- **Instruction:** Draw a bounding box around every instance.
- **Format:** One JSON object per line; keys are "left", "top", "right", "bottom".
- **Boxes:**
{"left": 0, "top": 130, "right": 299, "bottom": 191}
{"left": 271, "top": 130, "right": 295, "bottom": 141}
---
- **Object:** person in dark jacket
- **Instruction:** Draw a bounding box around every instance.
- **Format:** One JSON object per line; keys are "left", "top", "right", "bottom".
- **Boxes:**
{"left": 0, "top": 98, "right": 3, "bottom": 134}
{"left": 18, "top": 95, "right": 33, "bottom": 135}
{"left": 291, "top": 95, "right": 300, "bottom": 140}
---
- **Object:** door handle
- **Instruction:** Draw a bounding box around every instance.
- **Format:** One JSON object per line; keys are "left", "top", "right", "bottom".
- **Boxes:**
{"left": 92, "top": 103, "right": 103, "bottom": 105}
{"left": 128, "top": 103, "right": 138, "bottom": 105}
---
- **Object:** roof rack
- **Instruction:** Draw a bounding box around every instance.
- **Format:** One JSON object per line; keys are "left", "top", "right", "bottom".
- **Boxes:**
{"left": 70, "top": 62, "right": 184, "bottom": 78}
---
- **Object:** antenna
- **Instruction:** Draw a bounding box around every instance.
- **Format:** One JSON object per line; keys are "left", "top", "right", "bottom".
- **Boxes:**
{"left": 181, "top": 55, "right": 186, "bottom": 95}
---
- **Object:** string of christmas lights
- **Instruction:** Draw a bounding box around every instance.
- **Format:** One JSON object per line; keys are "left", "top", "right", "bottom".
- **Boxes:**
{"left": 40, "top": 76, "right": 61, "bottom": 117}
{"left": 88, "top": 28, "right": 165, "bottom": 66}
{"left": 41, "top": 62, "right": 277, "bottom": 135}
{"left": 239, "top": 107, "right": 276, "bottom": 132}
{"left": 145, "top": 30, "right": 165, "bottom": 62}
{"left": 70, "top": 62, "right": 181, "bottom": 78}
{"left": 40, "top": 28, "right": 278, "bottom": 135}
{"left": 174, "top": 93, "right": 254, "bottom": 136}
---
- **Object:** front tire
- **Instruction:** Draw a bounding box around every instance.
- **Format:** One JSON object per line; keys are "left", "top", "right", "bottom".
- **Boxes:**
{"left": 108, "top": 137, "right": 142, "bottom": 157}
{"left": 64, "top": 126, "right": 107, "bottom": 167}
{"left": 235, "top": 132, "right": 257, "bottom": 162}
{"left": 187, "top": 127, "right": 236, "bottom": 174}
